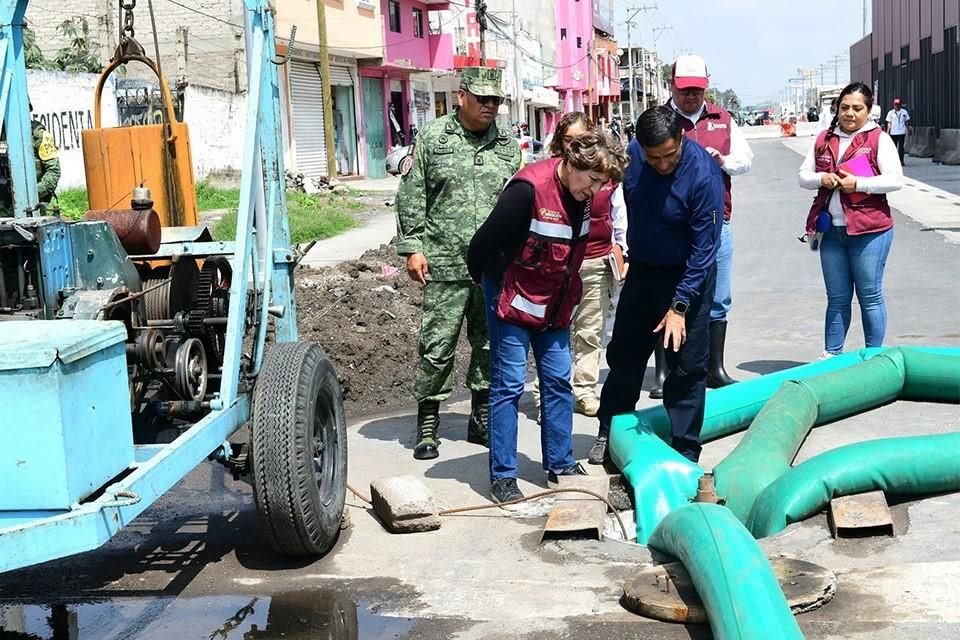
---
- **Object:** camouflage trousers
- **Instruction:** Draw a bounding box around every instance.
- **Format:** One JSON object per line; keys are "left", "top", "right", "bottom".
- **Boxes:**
{"left": 414, "top": 280, "right": 490, "bottom": 402}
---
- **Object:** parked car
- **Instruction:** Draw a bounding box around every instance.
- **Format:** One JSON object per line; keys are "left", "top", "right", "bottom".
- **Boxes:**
{"left": 750, "top": 110, "right": 773, "bottom": 126}
{"left": 385, "top": 144, "right": 412, "bottom": 176}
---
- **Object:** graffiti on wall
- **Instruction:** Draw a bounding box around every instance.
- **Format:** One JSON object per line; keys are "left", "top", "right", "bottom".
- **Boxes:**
{"left": 33, "top": 110, "right": 94, "bottom": 152}
{"left": 116, "top": 80, "right": 183, "bottom": 127}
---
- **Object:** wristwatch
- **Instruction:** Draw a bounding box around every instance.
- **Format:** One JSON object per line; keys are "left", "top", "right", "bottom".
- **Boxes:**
{"left": 670, "top": 298, "right": 689, "bottom": 315}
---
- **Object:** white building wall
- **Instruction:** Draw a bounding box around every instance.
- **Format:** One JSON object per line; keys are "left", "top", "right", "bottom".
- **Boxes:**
{"left": 27, "top": 70, "right": 119, "bottom": 190}
{"left": 27, "top": 0, "right": 245, "bottom": 93}
{"left": 182, "top": 85, "right": 246, "bottom": 182}
{"left": 26, "top": 71, "right": 244, "bottom": 190}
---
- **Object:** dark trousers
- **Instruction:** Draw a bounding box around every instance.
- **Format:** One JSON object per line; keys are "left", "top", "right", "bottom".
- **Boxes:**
{"left": 597, "top": 262, "right": 716, "bottom": 462}
{"left": 891, "top": 134, "right": 906, "bottom": 164}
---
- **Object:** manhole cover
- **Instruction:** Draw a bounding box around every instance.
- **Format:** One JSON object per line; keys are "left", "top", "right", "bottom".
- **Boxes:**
{"left": 622, "top": 556, "right": 836, "bottom": 624}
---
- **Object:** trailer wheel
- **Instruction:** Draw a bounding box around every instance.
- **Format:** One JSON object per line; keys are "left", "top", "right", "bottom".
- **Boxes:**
{"left": 251, "top": 341, "right": 347, "bottom": 557}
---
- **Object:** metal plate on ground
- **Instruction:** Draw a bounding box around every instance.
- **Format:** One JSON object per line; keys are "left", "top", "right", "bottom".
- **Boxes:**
{"left": 541, "top": 475, "right": 610, "bottom": 542}
{"left": 621, "top": 557, "right": 837, "bottom": 624}
{"left": 828, "top": 491, "right": 894, "bottom": 538}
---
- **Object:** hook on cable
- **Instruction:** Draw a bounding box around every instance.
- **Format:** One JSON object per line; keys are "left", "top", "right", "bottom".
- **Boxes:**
{"left": 271, "top": 25, "right": 297, "bottom": 65}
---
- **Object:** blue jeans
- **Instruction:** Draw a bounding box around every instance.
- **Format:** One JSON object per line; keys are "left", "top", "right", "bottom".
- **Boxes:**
{"left": 819, "top": 226, "right": 893, "bottom": 354}
{"left": 482, "top": 275, "right": 576, "bottom": 482}
{"left": 711, "top": 220, "right": 733, "bottom": 322}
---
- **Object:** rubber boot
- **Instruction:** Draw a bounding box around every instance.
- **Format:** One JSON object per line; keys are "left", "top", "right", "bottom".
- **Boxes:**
{"left": 649, "top": 341, "right": 668, "bottom": 399}
{"left": 706, "top": 320, "right": 737, "bottom": 388}
{"left": 467, "top": 389, "right": 489, "bottom": 447}
{"left": 413, "top": 400, "right": 440, "bottom": 460}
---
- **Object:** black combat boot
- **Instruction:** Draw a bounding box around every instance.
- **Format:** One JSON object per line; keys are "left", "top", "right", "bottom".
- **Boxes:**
{"left": 706, "top": 320, "right": 737, "bottom": 388}
{"left": 649, "top": 342, "right": 668, "bottom": 399}
{"left": 413, "top": 400, "right": 440, "bottom": 460}
{"left": 467, "top": 389, "right": 489, "bottom": 446}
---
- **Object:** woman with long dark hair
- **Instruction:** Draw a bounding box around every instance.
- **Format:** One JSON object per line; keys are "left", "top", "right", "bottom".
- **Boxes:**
{"left": 798, "top": 82, "right": 903, "bottom": 356}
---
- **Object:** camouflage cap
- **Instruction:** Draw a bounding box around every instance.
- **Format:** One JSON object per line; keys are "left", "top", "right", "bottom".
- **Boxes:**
{"left": 460, "top": 67, "right": 505, "bottom": 98}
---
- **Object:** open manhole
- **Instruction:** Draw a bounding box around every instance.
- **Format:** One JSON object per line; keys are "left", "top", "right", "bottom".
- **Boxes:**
{"left": 622, "top": 556, "right": 836, "bottom": 624}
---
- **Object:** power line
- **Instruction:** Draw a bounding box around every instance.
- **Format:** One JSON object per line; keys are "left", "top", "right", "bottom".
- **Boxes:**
{"left": 165, "top": 0, "right": 243, "bottom": 29}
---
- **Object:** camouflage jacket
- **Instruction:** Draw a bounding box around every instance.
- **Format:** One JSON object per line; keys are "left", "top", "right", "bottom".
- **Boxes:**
{"left": 0, "top": 121, "right": 60, "bottom": 216}
{"left": 33, "top": 121, "right": 61, "bottom": 204}
{"left": 396, "top": 113, "right": 521, "bottom": 281}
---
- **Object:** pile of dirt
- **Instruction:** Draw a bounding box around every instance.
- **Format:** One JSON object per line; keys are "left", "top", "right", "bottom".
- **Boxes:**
{"left": 295, "top": 242, "right": 471, "bottom": 418}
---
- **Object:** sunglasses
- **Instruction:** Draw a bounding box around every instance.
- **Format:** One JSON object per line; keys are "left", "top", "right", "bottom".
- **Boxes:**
{"left": 468, "top": 92, "right": 503, "bottom": 106}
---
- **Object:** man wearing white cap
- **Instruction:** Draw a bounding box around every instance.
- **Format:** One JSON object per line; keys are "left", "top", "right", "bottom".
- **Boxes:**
{"left": 646, "top": 54, "right": 753, "bottom": 397}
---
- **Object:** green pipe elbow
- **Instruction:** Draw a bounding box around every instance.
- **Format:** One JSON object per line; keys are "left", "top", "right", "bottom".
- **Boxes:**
{"left": 747, "top": 433, "right": 960, "bottom": 538}
{"left": 649, "top": 504, "right": 804, "bottom": 640}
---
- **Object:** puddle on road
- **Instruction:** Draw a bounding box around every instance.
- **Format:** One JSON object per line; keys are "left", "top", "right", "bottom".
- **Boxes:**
{"left": 0, "top": 590, "right": 415, "bottom": 639}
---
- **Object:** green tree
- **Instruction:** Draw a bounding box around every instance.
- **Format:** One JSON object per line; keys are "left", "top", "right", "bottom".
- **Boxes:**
{"left": 23, "top": 25, "right": 54, "bottom": 70}
{"left": 52, "top": 17, "right": 102, "bottom": 73}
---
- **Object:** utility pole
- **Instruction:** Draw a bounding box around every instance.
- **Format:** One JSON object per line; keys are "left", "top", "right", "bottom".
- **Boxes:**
{"left": 624, "top": 5, "right": 655, "bottom": 122}
{"left": 477, "top": 0, "right": 487, "bottom": 65}
{"left": 862, "top": 0, "right": 868, "bottom": 37}
{"left": 652, "top": 25, "right": 672, "bottom": 105}
{"left": 316, "top": 0, "right": 337, "bottom": 178}
{"left": 512, "top": 0, "right": 522, "bottom": 124}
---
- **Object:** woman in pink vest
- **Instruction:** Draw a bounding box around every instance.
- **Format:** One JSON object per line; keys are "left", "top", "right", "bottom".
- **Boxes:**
{"left": 467, "top": 130, "right": 628, "bottom": 506}
{"left": 798, "top": 82, "right": 903, "bottom": 356}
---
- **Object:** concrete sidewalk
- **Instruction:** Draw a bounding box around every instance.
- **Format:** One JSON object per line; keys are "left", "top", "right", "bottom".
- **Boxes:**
{"left": 323, "top": 137, "right": 960, "bottom": 636}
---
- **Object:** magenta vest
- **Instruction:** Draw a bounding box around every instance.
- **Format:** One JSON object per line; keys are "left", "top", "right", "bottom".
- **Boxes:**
{"left": 583, "top": 181, "right": 616, "bottom": 260}
{"left": 497, "top": 158, "right": 590, "bottom": 331}
{"left": 805, "top": 127, "right": 893, "bottom": 236}
{"left": 679, "top": 103, "right": 733, "bottom": 221}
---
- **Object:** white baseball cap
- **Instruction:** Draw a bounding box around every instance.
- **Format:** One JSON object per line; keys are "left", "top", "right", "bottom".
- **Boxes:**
{"left": 673, "top": 55, "right": 708, "bottom": 90}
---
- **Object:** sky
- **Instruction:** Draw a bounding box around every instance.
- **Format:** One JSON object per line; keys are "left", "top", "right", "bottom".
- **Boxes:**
{"left": 613, "top": 0, "right": 869, "bottom": 106}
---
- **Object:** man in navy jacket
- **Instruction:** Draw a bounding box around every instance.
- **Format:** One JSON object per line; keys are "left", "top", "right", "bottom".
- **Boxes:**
{"left": 588, "top": 106, "right": 723, "bottom": 464}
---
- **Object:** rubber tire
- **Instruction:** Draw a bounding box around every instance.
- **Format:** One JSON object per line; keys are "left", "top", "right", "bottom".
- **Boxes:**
{"left": 251, "top": 341, "right": 347, "bottom": 557}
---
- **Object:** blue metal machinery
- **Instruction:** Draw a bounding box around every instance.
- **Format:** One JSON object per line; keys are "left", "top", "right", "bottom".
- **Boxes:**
{"left": 0, "top": 0, "right": 347, "bottom": 571}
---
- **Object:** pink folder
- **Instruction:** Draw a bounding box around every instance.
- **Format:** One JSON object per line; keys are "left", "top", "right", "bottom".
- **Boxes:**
{"left": 838, "top": 154, "right": 877, "bottom": 204}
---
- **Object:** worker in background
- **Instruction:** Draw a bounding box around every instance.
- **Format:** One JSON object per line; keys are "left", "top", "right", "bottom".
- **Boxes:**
{"left": 395, "top": 67, "right": 522, "bottom": 460}
{"left": 0, "top": 101, "right": 60, "bottom": 217}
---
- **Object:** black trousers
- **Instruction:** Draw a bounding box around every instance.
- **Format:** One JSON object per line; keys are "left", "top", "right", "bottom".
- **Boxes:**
{"left": 597, "top": 262, "right": 716, "bottom": 462}
{"left": 891, "top": 134, "right": 906, "bottom": 164}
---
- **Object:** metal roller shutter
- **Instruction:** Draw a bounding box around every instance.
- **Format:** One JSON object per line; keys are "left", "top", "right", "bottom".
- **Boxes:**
{"left": 329, "top": 65, "right": 353, "bottom": 86}
{"left": 289, "top": 59, "right": 327, "bottom": 179}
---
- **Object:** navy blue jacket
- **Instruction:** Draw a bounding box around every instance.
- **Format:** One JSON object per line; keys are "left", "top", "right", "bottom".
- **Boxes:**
{"left": 624, "top": 137, "right": 723, "bottom": 306}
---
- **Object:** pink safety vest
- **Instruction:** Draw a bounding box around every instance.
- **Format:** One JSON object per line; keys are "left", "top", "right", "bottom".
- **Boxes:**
{"left": 583, "top": 180, "right": 616, "bottom": 260}
{"left": 805, "top": 127, "right": 893, "bottom": 236}
{"left": 497, "top": 158, "right": 590, "bottom": 331}
{"left": 678, "top": 103, "right": 734, "bottom": 221}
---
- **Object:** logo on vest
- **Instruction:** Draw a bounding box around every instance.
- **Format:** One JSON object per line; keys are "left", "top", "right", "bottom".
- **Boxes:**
{"left": 707, "top": 122, "right": 728, "bottom": 131}
{"left": 538, "top": 208, "right": 562, "bottom": 221}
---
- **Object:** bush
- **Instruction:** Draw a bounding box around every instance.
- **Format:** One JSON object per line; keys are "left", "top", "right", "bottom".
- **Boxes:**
{"left": 212, "top": 191, "right": 359, "bottom": 243}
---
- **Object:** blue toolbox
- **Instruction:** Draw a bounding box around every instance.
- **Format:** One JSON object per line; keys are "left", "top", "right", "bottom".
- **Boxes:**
{"left": 0, "top": 321, "right": 133, "bottom": 510}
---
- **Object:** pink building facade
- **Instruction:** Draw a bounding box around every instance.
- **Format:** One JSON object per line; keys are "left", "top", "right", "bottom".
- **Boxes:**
{"left": 358, "top": 0, "right": 453, "bottom": 176}
{"left": 552, "top": 0, "right": 594, "bottom": 113}
{"left": 550, "top": 0, "right": 619, "bottom": 123}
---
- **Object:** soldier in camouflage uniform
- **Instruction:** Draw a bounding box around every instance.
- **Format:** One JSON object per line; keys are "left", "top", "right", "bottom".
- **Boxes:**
{"left": 396, "top": 67, "right": 521, "bottom": 460}
{"left": 0, "top": 106, "right": 61, "bottom": 217}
